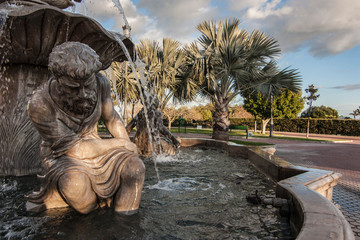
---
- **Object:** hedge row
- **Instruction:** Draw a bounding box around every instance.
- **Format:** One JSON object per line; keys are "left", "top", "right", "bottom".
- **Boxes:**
{"left": 229, "top": 118, "right": 360, "bottom": 136}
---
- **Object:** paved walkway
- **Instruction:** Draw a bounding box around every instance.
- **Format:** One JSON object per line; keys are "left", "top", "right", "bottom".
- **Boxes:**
{"left": 172, "top": 131, "right": 360, "bottom": 239}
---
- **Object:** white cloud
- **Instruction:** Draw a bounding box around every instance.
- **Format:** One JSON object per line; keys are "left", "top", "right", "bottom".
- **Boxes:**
{"left": 227, "top": 0, "right": 360, "bottom": 56}
{"left": 75, "top": 0, "right": 218, "bottom": 44}
{"left": 247, "top": 0, "right": 293, "bottom": 19}
{"left": 227, "top": 0, "right": 267, "bottom": 12}
{"left": 75, "top": 0, "right": 360, "bottom": 56}
{"left": 137, "top": 0, "right": 220, "bottom": 43}
{"left": 74, "top": 0, "right": 149, "bottom": 40}
{"left": 333, "top": 84, "right": 360, "bottom": 91}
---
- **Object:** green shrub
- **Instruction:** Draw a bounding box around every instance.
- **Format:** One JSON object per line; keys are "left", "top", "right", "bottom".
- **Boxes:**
{"left": 229, "top": 118, "right": 360, "bottom": 136}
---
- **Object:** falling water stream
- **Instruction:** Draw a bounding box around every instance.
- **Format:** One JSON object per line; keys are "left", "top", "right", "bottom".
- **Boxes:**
{"left": 0, "top": 9, "right": 8, "bottom": 36}
{"left": 70, "top": 0, "right": 162, "bottom": 180}
{"left": 109, "top": 0, "right": 161, "bottom": 181}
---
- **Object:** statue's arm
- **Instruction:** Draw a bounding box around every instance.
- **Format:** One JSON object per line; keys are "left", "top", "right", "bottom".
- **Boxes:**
{"left": 98, "top": 73, "right": 130, "bottom": 141}
{"left": 67, "top": 74, "right": 138, "bottom": 158}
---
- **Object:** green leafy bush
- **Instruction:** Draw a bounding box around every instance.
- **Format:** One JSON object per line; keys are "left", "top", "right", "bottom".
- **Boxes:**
{"left": 228, "top": 118, "right": 360, "bottom": 136}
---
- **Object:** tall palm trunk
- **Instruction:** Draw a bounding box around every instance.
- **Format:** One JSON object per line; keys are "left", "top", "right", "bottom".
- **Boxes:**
{"left": 254, "top": 116, "right": 257, "bottom": 132}
{"left": 212, "top": 101, "right": 230, "bottom": 141}
{"left": 131, "top": 101, "right": 136, "bottom": 119}
{"left": 306, "top": 101, "right": 313, "bottom": 138}
{"left": 269, "top": 95, "right": 274, "bottom": 137}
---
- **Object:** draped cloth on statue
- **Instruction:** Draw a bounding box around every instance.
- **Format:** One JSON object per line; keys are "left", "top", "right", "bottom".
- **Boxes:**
{"left": 28, "top": 75, "right": 135, "bottom": 204}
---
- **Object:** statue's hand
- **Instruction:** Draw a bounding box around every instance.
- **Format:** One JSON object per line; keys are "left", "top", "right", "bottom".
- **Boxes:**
{"left": 124, "top": 141, "right": 138, "bottom": 154}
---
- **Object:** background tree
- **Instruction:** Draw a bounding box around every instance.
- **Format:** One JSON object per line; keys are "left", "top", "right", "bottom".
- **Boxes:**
{"left": 229, "top": 105, "right": 253, "bottom": 118}
{"left": 252, "top": 61, "right": 301, "bottom": 137}
{"left": 349, "top": 107, "right": 360, "bottom": 119}
{"left": 179, "top": 106, "right": 203, "bottom": 123}
{"left": 243, "top": 89, "right": 304, "bottom": 134}
{"left": 162, "top": 105, "right": 182, "bottom": 129}
{"left": 109, "top": 62, "right": 139, "bottom": 122}
{"left": 136, "top": 38, "right": 187, "bottom": 110}
{"left": 196, "top": 104, "right": 215, "bottom": 122}
{"left": 304, "top": 84, "right": 320, "bottom": 138}
{"left": 300, "top": 105, "right": 338, "bottom": 118}
{"left": 182, "top": 18, "right": 281, "bottom": 140}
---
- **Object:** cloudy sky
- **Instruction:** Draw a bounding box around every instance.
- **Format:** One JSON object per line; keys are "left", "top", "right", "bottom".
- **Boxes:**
{"left": 73, "top": 0, "right": 360, "bottom": 117}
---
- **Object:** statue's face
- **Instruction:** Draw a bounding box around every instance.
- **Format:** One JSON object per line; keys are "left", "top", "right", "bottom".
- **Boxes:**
{"left": 58, "top": 74, "right": 96, "bottom": 98}
{"left": 57, "top": 74, "right": 97, "bottom": 116}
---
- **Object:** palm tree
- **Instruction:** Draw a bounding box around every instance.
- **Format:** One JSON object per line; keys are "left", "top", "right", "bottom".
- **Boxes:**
{"left": 350, "top": 108, "right": 360, "bottom": 119}
{"left": 304, "top": 84, "right": 320, "bottom": 138}
{"left": 252, "top": 61, "right": 302, "bottom": 137}
{"left": 136, "top": 38, "right": 186, "bottom": 110}
{"left": 183, "top": 18, "right": 281, "bottom": 140}
{"left": 122, "top": 38, "right": 192, "bottom": 155}
{"left": 109, "top": 61, "right": 139, "bottom": 122}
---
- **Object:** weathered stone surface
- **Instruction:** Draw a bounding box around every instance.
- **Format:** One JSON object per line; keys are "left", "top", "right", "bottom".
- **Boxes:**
{"left": 26, "top": 42, "right": 144, "bottom": 214}
{"left": 0, "top": 1, "right": 134, "bottom": 176}
{"left": 0, "top": 65, "right": 46, "bottom": 176}
{"left": 0, "top": 2, "right": 134, "bottom": 69}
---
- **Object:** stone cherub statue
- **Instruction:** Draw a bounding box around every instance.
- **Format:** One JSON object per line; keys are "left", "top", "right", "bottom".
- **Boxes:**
{"left": 27, "top": 42, "right": 145, "bottom": 215}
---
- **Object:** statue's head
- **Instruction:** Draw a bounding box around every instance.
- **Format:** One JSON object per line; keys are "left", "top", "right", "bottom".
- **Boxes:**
{"left": 48, "top": 42, "right": 102, "bottom": 117}
{"left": 49, "top": 42, "right": 102, "bottom": 79}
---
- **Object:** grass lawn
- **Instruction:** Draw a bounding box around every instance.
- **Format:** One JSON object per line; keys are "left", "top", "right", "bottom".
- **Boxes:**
{"left": 229, "top": 139, "right": 273, "bottom": 146}
{"left": 171, "top": 127, "right": 331, "bottom": 142}
{"left": 99, "top": 126, "right": 334, "bottom": 143}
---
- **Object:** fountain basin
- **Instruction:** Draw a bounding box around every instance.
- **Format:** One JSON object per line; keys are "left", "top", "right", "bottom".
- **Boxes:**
{"left": 1, "top": 143, "right": 291, "bottom": 239}
{"left": 180, "top": 138, "right": 354, "bottom": 240}
{"left": 0, "top": 136, "right": 353, "bottom": 239}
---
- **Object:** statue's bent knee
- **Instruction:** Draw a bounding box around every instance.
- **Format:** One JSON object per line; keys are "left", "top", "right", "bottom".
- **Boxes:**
{"left": 58, "top": 172, "right": 97, "bottom": 214}
{"left": 122, "top": 157, "right": 145, "bottom": 183}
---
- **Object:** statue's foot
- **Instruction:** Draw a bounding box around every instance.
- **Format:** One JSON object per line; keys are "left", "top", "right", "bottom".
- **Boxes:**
{"left": 115, "top": 208, "right": 139, "bottom": 216}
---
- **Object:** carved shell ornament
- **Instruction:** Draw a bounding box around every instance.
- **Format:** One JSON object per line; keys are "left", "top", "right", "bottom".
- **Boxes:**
{"left": 41, "top": 0, "right": 82, "bottom": 9}
{"left": 3, "top": 0, "right": 82, "bottom": 9}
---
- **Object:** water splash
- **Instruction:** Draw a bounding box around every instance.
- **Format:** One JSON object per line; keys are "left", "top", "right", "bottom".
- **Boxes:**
{"left": 146, "top": 177, "right": 212, "bottom": 192}
{"left": 69, "top": 4, "right": 76, "bottom": 13}
{"left": 109, "top": 1, "right": 161, "bottom": 181}
{"left": 65, "top": 16, "right": 70, "bottom": 41}
{"left": 0, "top": 9, "right": 8, "bottom": 37}
{"left": 155, "top": 150, "right": 206, "bottom": 163}
{"left": 81, "top": 1, "right": 87, "bottom": 16}
{"left": 0, "top": 179, "right": 17, "bottom": 192}
{"left": 111, "top": 0, "right": 130, "bottom": 34}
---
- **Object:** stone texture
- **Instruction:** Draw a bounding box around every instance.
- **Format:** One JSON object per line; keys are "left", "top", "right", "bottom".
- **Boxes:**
{"left": 26, "top": 42, "right": 144, "bottom": 214}
{"left": 0, "top": 1, "right": 134, "bottom": 176}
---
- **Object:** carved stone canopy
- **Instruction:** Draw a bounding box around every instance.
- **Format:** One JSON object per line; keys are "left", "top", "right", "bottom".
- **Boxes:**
{"left": 0, "top": 2, "right": 135, "bottom": 69}
{"left": 0, "top": 0, "right": 82, "bottom": 9}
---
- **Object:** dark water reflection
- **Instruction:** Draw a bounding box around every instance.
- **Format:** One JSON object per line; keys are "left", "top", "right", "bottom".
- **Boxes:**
{"left": 0, "top": 147, "right": 291, "bottom": 240}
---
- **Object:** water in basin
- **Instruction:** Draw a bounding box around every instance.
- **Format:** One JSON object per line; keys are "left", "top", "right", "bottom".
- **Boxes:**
{"left": 0, "top": 147, "right": 290, "bottom": 239}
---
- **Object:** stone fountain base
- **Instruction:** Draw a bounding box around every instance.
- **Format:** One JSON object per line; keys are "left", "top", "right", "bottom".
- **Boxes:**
{"left": 0, "top": 64, "right": 48, "bottom": 176}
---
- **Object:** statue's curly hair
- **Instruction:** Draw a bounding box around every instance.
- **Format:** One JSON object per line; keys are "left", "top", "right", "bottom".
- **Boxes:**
{"left": 48, "top": 42, "right": 102, "bottom": 79}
